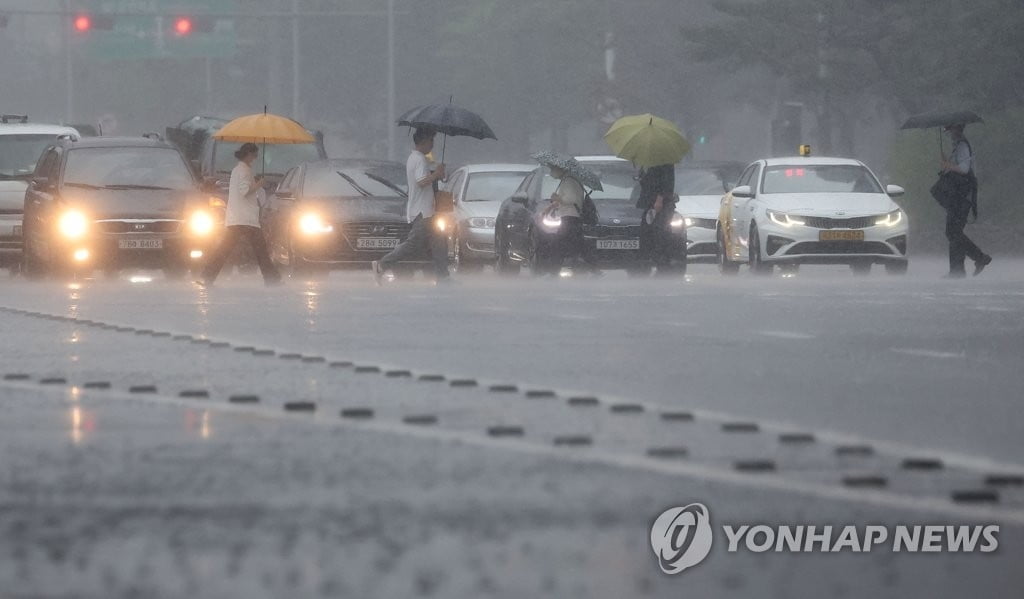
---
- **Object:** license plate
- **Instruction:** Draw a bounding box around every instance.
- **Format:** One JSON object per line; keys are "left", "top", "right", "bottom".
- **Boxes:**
{"left": 357, "top": 237, "right": 399, "bottom": 250}
{"left": 13, "top": 225, "right": 21, "bottom": 236}
{"left": 819, "top": 230, "right": 864, "bottom": 241}
{"left": 118, "top": 239, "right": 163, "bottom": 250}
{"left": 597, "top": 239, "right": 640, "bottom": 250}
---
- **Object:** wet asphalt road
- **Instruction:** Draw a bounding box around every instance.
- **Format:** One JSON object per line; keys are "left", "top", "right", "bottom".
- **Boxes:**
{"left": 0, "top": 258, "right": 1022, "bottom": 598}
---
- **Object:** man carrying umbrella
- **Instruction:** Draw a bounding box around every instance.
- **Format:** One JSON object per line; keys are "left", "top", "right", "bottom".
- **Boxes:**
{"left": 372, "top": 128, "right": 451, "bottom": 284}
{"left": 940, "top": 123, "right": 991, "bottom": 277}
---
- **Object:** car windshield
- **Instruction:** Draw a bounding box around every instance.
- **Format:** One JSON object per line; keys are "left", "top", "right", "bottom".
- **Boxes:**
{"left": 761, "top": 165, "right": 882, "bottom": 194}
{"left": 0, "top": 134, "right": 61, "bottom": 178}
{"left": 214, "top": 142, "right": 321, "bottom": 176}
{"left": 541, "top": 165, "right": 635, "bottom": 200}
{"left": 676, "top": 168, "right": 736, "bottom": 195}
{"left": 63, "top": 147, "right": 195, "bottom": 190}
{"left": 464, "top": 172, "right": 528, "bottom": 201}
{"left": 304, "top": 167, "right": 407, "bottom": 198}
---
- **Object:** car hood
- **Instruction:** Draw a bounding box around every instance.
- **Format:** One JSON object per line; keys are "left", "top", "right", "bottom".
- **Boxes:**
{"left": 593, "top": 198, "right": 644, "bottom": 224}
{"left": 0, "top": 180, "right": 28, "bottom": 211}
{"left": 761, "top": 193, "right": 898, "bottom": 216}
{"left": 456, "top": 200, "right": 502, "bottom": 219}
{"left": 304, "top": 196, "right": 408, "bottom": 223}
{"left": 62, "top": 188, "right": 199, "bottom": 220}
{"left": 675, "top": 194, "right": 722, "bottom": 218}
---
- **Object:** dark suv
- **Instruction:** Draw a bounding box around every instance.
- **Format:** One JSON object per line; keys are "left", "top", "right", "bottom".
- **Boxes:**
{"left": 21, "top": 136, "right": 219, "bottom": 278}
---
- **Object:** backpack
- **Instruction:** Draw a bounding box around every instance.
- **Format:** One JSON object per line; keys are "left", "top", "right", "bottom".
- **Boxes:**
{"left": 581, "top": 189, "right": 598, "bottom": 225}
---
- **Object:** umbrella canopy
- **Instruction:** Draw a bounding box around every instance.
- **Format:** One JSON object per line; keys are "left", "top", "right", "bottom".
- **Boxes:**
{"left": 213, "top": 111, "right": 315, "bottom": 144}
{"left": 532, "top": 151, "right": 603, "bottom": 191}
{"left": 396, "top": 103, "right": 496, "bottom": 140}
{"left": 900, "top": 110, "right": 984, "bottom": 130}
{"left": 604, "top": 113, "right": 690, "bottom": 168}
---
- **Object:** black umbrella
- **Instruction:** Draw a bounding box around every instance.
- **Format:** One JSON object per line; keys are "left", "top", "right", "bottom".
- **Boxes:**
{"left": 397, "top": 100, "right": 496, "bottom": 162}
{"left": 899, "top": 110, "right": 983, "bottom": 157}
{"left": 900, "top": 110, "right": 983, "bottom": 130}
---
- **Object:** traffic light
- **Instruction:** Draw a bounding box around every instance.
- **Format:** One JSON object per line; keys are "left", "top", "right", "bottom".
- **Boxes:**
{"left": 170, "top": 16, "right": 216, "bottom": 36}
{"left": 73, "top": 14, "right": 115, "bottom": 33}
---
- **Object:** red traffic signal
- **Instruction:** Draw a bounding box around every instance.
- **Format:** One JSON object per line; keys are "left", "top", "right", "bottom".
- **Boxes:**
{"left": 173, "top": 17, "right": 193, "bottom": 36}
{"left": 72, "top": 13, "right": 114, "bottom": 33}
{"left": 74, "top": 14, "right": 91, "bottom": 32}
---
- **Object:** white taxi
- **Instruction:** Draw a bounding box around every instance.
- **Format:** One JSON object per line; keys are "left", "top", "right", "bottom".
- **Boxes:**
{"left": 717, "top": 156, "right": 909, "bottom": 275}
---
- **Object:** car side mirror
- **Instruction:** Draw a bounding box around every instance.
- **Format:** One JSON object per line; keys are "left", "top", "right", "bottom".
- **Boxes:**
{"left": 510, "top": 192, "right": 529, "bottom": 205}
{"left": 723, "top": 182, "right": 735, "bottom": 193}
{"left": 886, "top": 184, "right": 905, "bottom": 197}
{"left": 731, "top": 185, "right": 753, "bottom": 199}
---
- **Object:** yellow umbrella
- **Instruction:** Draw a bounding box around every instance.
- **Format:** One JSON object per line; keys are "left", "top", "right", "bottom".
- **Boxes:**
{"left": 604, "top": 113, "right": 690, "bottom": 168}
{"left": 213, "top": 109, "right": 315, "bottom": 174}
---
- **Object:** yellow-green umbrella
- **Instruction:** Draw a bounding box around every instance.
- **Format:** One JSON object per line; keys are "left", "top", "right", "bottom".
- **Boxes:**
{"left": 604, "top": 113, "right": 690, "bottom": 167}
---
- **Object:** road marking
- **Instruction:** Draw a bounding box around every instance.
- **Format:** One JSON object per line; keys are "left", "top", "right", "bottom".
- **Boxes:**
{"left": 890, "top": 348, "right": 965, "bottom": 359}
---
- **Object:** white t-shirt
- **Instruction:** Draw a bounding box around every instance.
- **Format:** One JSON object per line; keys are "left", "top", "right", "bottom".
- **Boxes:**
{"left": 554, "top": 176, "right": 585, "bottom": 218}
{"left": 225, "top": 161, "right": 262, "bottom": 227}
{"left": 405, "top": 150, "right": 434, "bottom": 222}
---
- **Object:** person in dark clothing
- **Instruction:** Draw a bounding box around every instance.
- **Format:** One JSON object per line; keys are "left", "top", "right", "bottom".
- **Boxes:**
{"left": 940, "top": 123, "right": 991, "bottom": 278}
{"left": 198, "top": 143, "right": 281, "bottom": 287}
{"left": 636, "top": 163, "right": 679, "bottom": 274}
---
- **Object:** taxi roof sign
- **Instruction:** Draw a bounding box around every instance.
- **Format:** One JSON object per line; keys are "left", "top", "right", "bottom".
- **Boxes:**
{"left": 799, "top": 144, "right": 812, "bottom": 157}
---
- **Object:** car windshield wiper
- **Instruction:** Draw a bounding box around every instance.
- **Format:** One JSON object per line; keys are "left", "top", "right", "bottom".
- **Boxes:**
{"left": 335, "top": 171, "right": 372, "bottom": 197}
{"left": 63, "top": 182, "right": 103, "bottom": 190}
{"left": 103, "top": 184, "right": 175, "bottom": 190}
{"left": 363, "top": 171, "right": 407, "bottom": 198}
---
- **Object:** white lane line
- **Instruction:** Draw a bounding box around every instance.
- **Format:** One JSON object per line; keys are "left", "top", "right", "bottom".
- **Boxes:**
{"left": 758, "top": 330, "right": 816, "bottom": 340}
{"left": 6, "top": 380, "right": 1022, "bottom": 526}
{"left": 890, "top": 348, "right": 965, "bottom": 360}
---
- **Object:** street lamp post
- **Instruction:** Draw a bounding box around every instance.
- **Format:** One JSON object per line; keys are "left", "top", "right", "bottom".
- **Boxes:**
{"left": 386, "top": 0, "right": 395, "bottom": 161}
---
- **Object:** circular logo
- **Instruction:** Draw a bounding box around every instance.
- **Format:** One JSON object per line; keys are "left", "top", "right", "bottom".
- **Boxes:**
{"left": 650, "top": 503, "right": 713, "bottom": 575}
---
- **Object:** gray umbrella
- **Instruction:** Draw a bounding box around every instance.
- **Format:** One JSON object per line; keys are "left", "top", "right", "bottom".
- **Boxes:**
{"left": 532, "top": 151, "right": 603, "bottom": 191}
{"left": 397, "top": 103, "right": 497, "bottom": 140}
{"left": 900, "top": 110, "right": 983, "bottom": 130}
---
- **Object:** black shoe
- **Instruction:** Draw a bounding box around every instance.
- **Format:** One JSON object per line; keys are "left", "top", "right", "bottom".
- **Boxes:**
{"left": 973, "top": 254, "right": 992, "bottom": 277}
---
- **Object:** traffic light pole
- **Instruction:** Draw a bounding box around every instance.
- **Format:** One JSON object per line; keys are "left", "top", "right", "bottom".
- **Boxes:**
{"left": 63, "top": 0, "right": 74, "bottom": 122}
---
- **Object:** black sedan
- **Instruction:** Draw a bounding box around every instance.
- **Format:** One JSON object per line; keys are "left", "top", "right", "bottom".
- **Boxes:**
{"left": 263, "top": 159, "right": 430, "bottom": 275}
{"left": 494, "top": 159, "right": 687, "bottom": 275}
{"left": 21, "top": 136, "right": 220, "bottom": 279}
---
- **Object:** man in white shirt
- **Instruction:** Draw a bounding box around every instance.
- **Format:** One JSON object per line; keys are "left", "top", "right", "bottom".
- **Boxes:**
{"left": 372, "top": 129, "right": 450, "bottom": 283}
{"left": 940, "top": 123, "right": 991, "bottom": 277}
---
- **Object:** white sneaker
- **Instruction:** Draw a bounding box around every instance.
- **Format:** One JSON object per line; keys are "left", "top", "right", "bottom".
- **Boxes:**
{"left": 371, "top": 261, "right": 384, "bottom": 286}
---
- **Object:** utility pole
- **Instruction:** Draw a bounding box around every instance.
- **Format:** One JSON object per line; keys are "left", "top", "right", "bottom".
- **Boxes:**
{"left": 291, "top": 0, "right": 300, "bottom": 119}
{"left": 386, "top": 0, "right": 396, "bottom": 161}
{"left": 63, "top": 0, "right": 73, "bottom": 121}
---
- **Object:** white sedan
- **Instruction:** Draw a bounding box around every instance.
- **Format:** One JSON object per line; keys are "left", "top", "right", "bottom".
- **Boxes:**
{"left": 717, "top": 157, "right": 909, "bottom": 275}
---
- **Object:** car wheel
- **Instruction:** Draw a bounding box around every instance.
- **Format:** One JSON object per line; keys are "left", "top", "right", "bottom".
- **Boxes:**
{"left": 717, "top": 227, "right": 739, "bottom": 275}
{"left": 496, "top": 234, "right": 520, "bottom": 276}
{"left": 885, "top": 261, "right": 908, "bottom": 276}
{"left": 850, "top": 263, "right": 872, "bottom": 276}
{"left": 749, "top": 225, "right": 773, "bottom": 275}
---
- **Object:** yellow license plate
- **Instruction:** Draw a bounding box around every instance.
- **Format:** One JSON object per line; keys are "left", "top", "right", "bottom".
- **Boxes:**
{"left": 819, "top": 230, "right": 864, "bottom": 241}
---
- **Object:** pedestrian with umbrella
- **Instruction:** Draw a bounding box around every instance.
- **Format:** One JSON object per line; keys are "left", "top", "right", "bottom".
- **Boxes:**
{"left": 372, "top": 101, "right": 496, "bottom": 284}
{"left": 197, "top": 110, "right": 313, "bottom": 287}
{"left": 604, "top": 114, "right": 690, "bottom": 275}
{"left": 901, "top": 111, "right": 992, "bottom": 277}
{"left": 532, "top": 151, "right": 602, "bottom": 275}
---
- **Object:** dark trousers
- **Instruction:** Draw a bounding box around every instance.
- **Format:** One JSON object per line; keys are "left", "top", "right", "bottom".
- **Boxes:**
{"left": 379, "top": 214, "right": 449, "bottom": 279}
{"left": 557, "top": 216, "right": 598, "bottom": 272}
{"left": 202, "top": 225, "right": 281, "bottom": 284}
{"left": 640, "top": 204, "right": 676, "bottom": 268}
{"left": 945, "top": 199, "right": 984, "bottom": 274}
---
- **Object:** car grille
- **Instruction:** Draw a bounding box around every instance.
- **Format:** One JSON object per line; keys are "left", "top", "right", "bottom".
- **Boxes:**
{"left": 0, "top": 235, "right": 20, "bottom": 250}
{"left": 786, "top": 241, "right": 893, "bottom": 255}
{"left": 0, "top": 208, "right": 22, "bottom": 216}
{"left": 800, "top": 215, "right": 877, "bottom": 230}
{"left": 342, "top": 222, "right": 410, "bottom": 239}
{"left": 587, "top": 224, "right": 641, "bottom": 238}
{"left": 689, "top": 218, "right": 717, "bottom": 229}
{"left": 97, "top": 220, "right": 181, "bottom": 233}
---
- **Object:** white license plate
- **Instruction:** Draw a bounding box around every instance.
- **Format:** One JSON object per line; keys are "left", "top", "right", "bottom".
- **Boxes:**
{"left": 597, "top": 239, "right": 640, "bottom": 250}
{"left": 357, "top": 238, "right": 399, "bottom": 250}
{"left": 118, "top": 239, "right": 163, "bottom": 250}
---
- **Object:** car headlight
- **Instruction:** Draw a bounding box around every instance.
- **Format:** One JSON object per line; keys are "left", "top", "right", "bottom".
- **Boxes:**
{"left": 541, "top": 213, "right": 562, "bottom": 231}
{"left": 670, "top": 212, "right": 686, "bottom": 228}
{"left": 766, "top": 209, "right": 806, "bottom": 228}
{"left": 876, "top": 209, "right": 904, "bottom": 227}
{"left": 298, "top": 212, "right": 333, "bottom": 235}
{"left": 58, "top": 210, "right": 89, "bottom": 239}
{"left": 189, "top": 210, "right": 215, "bottom": 236}
{"left": 435, "top": 215, "right": 449, "bottom": 233}
{"left": 467, "top": 217, "right": 496, "bottom": 229}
